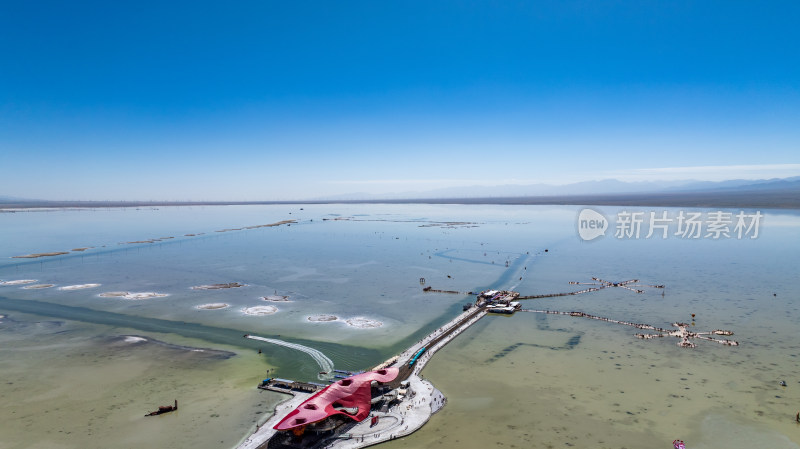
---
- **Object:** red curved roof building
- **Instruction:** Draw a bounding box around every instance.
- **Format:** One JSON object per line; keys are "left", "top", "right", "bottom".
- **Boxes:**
{"left": 274, "top": 367, "right": 399, "bottom": 432}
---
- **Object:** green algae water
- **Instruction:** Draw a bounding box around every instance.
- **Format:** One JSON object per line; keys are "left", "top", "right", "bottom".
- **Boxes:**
{"left": 1, "top": 204, "right": 799, "bottom": 448}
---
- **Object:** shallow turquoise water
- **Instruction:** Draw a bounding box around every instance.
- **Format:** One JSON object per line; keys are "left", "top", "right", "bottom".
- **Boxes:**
{"left": 1, "top": 204, "right": 799, "bottom": 448}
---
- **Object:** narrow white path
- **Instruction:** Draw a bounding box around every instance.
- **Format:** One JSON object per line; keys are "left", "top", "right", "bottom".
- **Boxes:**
{"left": 246, "top": 335, "right": 335, "bottom": 375}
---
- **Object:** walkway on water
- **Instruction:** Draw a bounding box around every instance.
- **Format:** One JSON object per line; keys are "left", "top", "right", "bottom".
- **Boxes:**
{"left": 518, "top": 287, "right": 600, "bottom": 299}
{"left": 392, "top": 306, "right": 487, "bottom": 384}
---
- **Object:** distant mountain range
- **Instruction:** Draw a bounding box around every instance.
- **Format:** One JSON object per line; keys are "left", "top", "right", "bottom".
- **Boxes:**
{"left": 3, "top": 176, "right": 800, "bottom": 209}
{"left": 314, "top": 176, "right": 800, "bottom": 201}
{"left": 0, "top": 195, "right": 40, "bottom": 203}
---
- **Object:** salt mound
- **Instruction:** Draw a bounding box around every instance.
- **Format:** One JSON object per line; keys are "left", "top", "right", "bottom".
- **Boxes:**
{"left": 242, "top": 305, "right": 278, "bottom": 316}
{"left": 124, "top": 336, "right": 147, "bottom": 343}
{"left": 192, "top": 282, "right": 246, "bottom": 290}
{"left": 100, "top": 291, "right": 168, "bottom": 300}
{"left": 345, "top": 317, "right": 383, "bottom": 329}
{"left": 22, "top": 284, "right": 55, "bottom": 289}
{"left": 59, "top": 284, "right": 101, "bottom": 291}
{"left": 99, "top": 291, "right": 128, "bottom": 297}
{"left": 0, "top": 279, "right": 37, "bottom": 286}
{"left": 126, "top": 292, "right": 168, "bottom": 300}
{"left": 308, "top": 314, "right": 338, "bottom": 322}
{"left": 196, "top": 303, "right": 230, "bottom": 310}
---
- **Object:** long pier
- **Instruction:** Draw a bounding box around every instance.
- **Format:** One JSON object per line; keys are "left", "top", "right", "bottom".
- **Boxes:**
{"left": 390, "top": 304, "right": 487, "bottom": 385}
{"left": 519, "top": 309, "right": 738, "bottom": 347}
{"left": 421, "top": 284, "right": 602, "bottom": 300}
{"left": 517, "top": 287, "right": 600, "bottom": 299}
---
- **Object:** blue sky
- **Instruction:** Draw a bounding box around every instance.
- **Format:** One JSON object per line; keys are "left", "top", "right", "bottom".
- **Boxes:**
{"left": 1, "top": 1, "right": 799, "bottom": 200}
